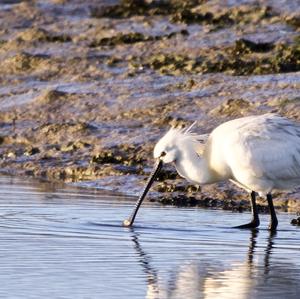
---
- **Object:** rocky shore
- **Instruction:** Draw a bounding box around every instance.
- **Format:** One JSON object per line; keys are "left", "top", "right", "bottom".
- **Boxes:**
{"left": 0, "top": 0, "right": 299, "bottom": 212}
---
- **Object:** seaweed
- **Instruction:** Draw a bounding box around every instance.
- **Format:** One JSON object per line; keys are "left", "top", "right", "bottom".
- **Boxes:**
{"left": 91, "top": 1, "right": 275, "bottom": 30}
{"left": 90, "top": 144, "right": 145, "bottom": 167}
{"left": 233, "top": 38, "right": 275, "bottom": 54}
{"left": 130, "top": 40, "right": 300, "bottom": 76}
{"left": 90, "top": 0, "right": 200, "bottom": 19}
{"left": 89, "top": 30, "right": 188, "bottom": 47}
{"left": 17, "top": 28, "right": 72, "bottom": 43}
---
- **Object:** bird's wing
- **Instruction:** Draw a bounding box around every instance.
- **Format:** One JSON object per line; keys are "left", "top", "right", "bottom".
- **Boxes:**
{"left": 227, "top": 115, "right": 300, "bottom": 182}
{"left": 246, "top": 136, "right": 300, "bottom": 181}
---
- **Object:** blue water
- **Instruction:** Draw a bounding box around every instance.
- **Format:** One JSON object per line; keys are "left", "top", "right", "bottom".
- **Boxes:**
{"left": 0, "top": 176, "right": 299, "bottom": 299}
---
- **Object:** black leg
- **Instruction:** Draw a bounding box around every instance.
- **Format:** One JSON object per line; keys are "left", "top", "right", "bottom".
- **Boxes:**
{"left": 234, "top": 191, "right": 260, "bottom": 229}
{"left": 266, "top": 193, "right": 278, "bottom": 231}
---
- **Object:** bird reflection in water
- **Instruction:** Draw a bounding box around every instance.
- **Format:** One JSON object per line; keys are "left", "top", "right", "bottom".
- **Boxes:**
{"left": 130, "top": 230, "right": 299, "bottom": 299}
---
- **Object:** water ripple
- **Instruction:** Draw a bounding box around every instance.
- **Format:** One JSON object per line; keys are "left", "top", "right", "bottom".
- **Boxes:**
{"left": 0, "top": 176, "right": 300, "bottom": 298}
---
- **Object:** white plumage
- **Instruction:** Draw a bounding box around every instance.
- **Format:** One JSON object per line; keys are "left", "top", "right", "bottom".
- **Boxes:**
{"left": 155, "top": 113, "right": 300, "bottom": 195}
{"left": 125, "top": 113, "right": 300, "bottom": 230}
{"left": 152, "top": 113, "right": 300, "bottom": 230}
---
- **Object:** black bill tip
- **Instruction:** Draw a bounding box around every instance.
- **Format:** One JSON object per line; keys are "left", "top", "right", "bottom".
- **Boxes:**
{"left": 123, "top": 219, "right": 132, "bottom": 227}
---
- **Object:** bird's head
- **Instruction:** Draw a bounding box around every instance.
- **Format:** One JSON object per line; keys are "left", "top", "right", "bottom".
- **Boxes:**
{"left": 153, "top": 127, "right": 182, "bottom": 163}
{"left": 123, "top": 122, "right": 208, "bottom": 227}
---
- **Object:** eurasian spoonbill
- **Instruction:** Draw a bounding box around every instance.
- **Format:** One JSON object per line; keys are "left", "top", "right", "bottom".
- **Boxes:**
{"left": 124, "top": 113, "right": 300, "bottom": 230}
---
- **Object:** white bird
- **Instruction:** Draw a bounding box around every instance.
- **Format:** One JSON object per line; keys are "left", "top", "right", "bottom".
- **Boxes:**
{"left": 123, "top": 113, "right": 300, "bottom": 230}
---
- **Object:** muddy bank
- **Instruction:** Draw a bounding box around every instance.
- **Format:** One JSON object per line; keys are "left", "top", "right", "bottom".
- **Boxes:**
{"left": 0, "top": 0, "right": 300, "bottom": 212}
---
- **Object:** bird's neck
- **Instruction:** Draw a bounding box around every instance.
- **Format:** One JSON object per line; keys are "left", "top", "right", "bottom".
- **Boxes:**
{"left": 175, "top": 150, "right": 219, "bottom": 185}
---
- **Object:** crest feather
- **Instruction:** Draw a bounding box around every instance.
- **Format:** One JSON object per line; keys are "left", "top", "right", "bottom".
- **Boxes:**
{"left": 169, "top": 122, "right": 209, "bottom": 148}
{"left": 184, "top": 121, "right": 197, "bottom": 135}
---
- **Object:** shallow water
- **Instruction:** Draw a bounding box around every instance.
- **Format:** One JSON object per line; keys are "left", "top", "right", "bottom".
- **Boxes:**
{"left": 0, "top": 176, "right": 299, "bottom": 298}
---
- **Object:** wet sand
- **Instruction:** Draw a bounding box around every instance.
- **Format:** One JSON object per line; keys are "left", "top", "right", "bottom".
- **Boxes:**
{"left": 0, "top": 0, "right": 299, "bottom": 211}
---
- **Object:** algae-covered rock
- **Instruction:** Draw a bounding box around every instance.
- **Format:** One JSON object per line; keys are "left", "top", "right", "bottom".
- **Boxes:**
{"left": 90, "top": 32, "right": 152, "bottom": 47}
{"left": 90, "top": 0, "right": 199, "bottom": 19}
{"left": 271, "top": 43, "right": 300, "bottom": 73}
{"left": 24, "top": 147, "right": 40, "bottom": 156}
{"left": 147, "top": 53, "right": 188, "bottom": 73}
{"left": 39, "top": 122, "right": 92, "bottom": 137}
{"left": 170, "top": 9, "right": 215, "bottom": 24}
{"left": 155, "top": 181, "right": 185, "bottom": 193}
{"left": 90, "top": 30, "right": 188, "bottom": 47}
{"left": 285, "top": 14, "right": 300, "bottom": 28}
{"left": 61, "top": 141, "right": 90, "bottom": 153}
{"left": 16, "top": 28, "right": 71, "bottom": 43}
{"left": 36, "top": 89, "right": 68, "bottom": 105}
{"left": 90, "top": 144, "right": 146, "bottom": 167}
{"left": 0, "top": 40, "right": 6, "bottom": 47}
{"left": 291, "top": 217, "right": 300, "bottom": 226}
{"left": 91, "top": 1, "right": 274, "bottom": 30}
{"left": 0, "top": 0, "right": 299, "bottom": 210}
{"left": 91, "top": 150, "right": 123, "bottom": 164}
{"left": 132, "top": 39, "right": 300, "bottom": 76}
{"left": 2, "top": 52, "right": 50, "bottom": 73}
{"left": 233, "top": 39, "right": 275, "bottom": 54}
{"left": 211, "top": 99, "right": 251, "bottom": 117}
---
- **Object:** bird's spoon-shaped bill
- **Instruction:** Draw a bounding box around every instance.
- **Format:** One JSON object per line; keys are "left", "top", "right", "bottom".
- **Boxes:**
{"left": 123, "top": 159, "right": 163, "bottom": 227}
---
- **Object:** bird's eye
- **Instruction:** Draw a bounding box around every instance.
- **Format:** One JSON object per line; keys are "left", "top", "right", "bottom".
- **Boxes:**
{"left": 160, "top": 151, "right": 166, "bottom": 157}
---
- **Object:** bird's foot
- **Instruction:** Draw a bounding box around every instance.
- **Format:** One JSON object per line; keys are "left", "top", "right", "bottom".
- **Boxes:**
{"left": 268, "top": 221, "right": 278, "bottom": 231}
{"left": 233, "top": 219, "right": 260, "bottom": 229}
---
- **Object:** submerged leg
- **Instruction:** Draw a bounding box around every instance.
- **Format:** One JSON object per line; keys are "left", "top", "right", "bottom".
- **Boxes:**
{"left": 234, "top": 191, "right": 260, "bottom": 229}
{"left": 266, "top": 193, "right": 278, "bottom": 231}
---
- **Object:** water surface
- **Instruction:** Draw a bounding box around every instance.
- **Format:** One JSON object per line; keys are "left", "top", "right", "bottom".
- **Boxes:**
{"left": 0, "top": 176, "right": 299, "bottom": 299}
